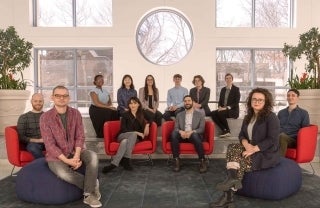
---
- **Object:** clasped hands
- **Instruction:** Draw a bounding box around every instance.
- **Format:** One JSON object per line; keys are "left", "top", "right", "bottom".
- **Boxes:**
{"left": 67, "top": 156, "right": 82, "bottom": 170}
{"left": 242, "top": 142, "right": 259, "bottom": 158}
{"left": 218, "top": 106, "right": 227, "bottom": 111}
{"left": 168, "top": 105, "right": 178, "bottom": 111}
{"left": 179, "top": 130, "right": 194, "bottom": 139}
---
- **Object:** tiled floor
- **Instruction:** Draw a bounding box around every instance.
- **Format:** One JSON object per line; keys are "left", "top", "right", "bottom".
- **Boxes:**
{"left": 1, "top": 158, "right": 320, "bottom": 180}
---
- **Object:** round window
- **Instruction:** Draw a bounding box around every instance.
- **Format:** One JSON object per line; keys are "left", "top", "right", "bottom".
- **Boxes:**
{"left": 136, "top": 9, "right": 193, "bottom": 66}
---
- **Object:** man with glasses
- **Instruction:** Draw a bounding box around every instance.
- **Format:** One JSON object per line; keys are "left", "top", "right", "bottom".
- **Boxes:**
{"left": 210, "top": 73, "right": 240, "bottom": 137}
{"left": 17, "top": 93, "right": 45, "bottom": 159}
{"left": 277, "top": 89, "right": 310, "bottom": 156}
{"left": 163, "top": 74, "right": 188, "bottom": 121}
{"left": 40, "top": 85, "right": 102, "bottom": 208}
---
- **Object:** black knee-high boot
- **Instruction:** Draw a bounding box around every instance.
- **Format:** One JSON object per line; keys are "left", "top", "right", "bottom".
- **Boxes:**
{"left": 209, "top": 190, "right": 235, "bottom": 208}
{"left": 216, "top": 169, "right": 242, "bottom": 191}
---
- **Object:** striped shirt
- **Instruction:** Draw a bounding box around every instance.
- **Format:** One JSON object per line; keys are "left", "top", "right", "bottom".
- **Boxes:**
{"left": 17, "top": 111, "right": 43, "bottom": 143}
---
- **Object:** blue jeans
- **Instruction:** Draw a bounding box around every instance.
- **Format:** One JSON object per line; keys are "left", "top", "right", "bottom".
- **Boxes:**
{"left": 26, "top": 143, "right": 45, "bottom": 159}
{"left": 170, "top": 130, "right": 204, "bottom": 159}
{"left": 47, "top": 149, "right": 99, "bottom": 194}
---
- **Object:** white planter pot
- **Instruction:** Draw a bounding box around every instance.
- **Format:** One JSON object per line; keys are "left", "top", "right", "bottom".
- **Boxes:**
{"left": 298, "top": 89, "right": 320, "bottom": 131}
{"left": 0, "top": 90, "right": 30, "bottom": 135}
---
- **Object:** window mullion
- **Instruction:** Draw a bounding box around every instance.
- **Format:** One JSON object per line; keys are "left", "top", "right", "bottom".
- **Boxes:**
{"left": 73, "top": 0, "right": 77, "bottom": 27}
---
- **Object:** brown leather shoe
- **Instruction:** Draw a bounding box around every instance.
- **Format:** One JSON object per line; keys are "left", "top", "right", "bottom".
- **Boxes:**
{"left": 199, "top": 158, "right": 207, "bottom": 173}
{"left": 173, "top": 158, "right": 180, "bottom": 172}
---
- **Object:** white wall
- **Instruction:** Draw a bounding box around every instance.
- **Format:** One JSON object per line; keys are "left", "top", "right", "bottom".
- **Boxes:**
{"left": 1, "top": 0, "right": 320, "bottom": 112}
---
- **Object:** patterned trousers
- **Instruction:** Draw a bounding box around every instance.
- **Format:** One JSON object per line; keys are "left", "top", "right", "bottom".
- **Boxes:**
{"left": 226, "top": 143, "right": 252, "bottom": 180}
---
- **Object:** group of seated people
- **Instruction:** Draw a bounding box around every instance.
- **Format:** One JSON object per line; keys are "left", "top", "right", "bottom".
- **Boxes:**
{"left": 89, "top": 73, "right": 241, "bottom": 138}
{"left": 16, "top": 74, "right": 310, "bottom": 207}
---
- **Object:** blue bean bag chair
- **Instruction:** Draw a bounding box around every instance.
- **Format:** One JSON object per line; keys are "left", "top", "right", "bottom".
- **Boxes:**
{"left": 237, "top": 157, "right": 302, "bottom": 200}
{"left": 16, "top": 158, "right": 83, "bottom": 205}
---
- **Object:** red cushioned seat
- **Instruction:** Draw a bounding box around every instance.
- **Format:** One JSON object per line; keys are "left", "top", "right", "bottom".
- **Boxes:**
{"left": 161, "top": 120, "right": 214, "bottom": 158}
{"left": 104, "top": 120, "right": 157, "bottom": 165}
{"left": 285, "top": 124, "right": 318, "bottom": 163}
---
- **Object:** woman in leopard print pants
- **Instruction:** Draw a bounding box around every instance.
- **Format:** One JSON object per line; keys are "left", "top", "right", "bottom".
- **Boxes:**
{"left": 210, "top": 88, "right": 280, "bottom": 208}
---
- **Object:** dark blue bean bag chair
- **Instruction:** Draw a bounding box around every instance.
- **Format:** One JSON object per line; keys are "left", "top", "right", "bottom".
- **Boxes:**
{"left": 237, "top": 157, "right": 302, "bottom": 200}
{"left": 16, "top": 158, "right": 83, "bottom": 205}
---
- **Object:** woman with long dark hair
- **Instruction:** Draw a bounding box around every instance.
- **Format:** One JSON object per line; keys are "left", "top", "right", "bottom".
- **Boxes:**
{"left": 102, "top": 97, "right": 151, "bottom": 173}
{"left": 117, "top": 74, "right": 137, "bottom": 116}
{"left": 210, "top": 88, "right": 280, "bottom": 208}
{"left": 138, "top": 75, "right": 163, "bottom": 126}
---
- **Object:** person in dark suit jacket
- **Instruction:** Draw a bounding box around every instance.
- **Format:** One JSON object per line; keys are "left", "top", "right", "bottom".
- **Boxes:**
{"left": 189, "top": 75, "right": 211, "bottom": 116}
{"left": 211, "top": 73, "right": 240, "bottom": 137}
{"left": 210, "top": 88, "right": 280, "bottom": 208}
{"left": 170, "top": 95, "right": 207, "bottom": 173}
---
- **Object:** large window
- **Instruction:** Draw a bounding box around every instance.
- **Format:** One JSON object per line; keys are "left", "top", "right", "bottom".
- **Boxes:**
{"left": 34, "top": 0, "right": 112, "bottom": 27}
{"left": 34, "top": 48, "right": 113, "bottom": 115}
{"left": 216, "top": 48, "right": 288, "bottom": 115}
{"left": 216, "top": 0, "right": 294, "bottom": 28}
{"left": 136, "top": 9, "right": 193, "bottom": 65}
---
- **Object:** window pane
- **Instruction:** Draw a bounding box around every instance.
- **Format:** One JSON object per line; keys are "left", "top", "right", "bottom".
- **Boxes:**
{"left": 254, "top": 50, "right": 288, "bottom": 101}
{"left": 216, "top": 0, "right": 252, "bottom": 27}
{"left": 35, "top": 48, "right": 114, "bottom": 116}
{"left": 136, "top": 9, "right": 193, "bottom": 65}
{"left": 76, "top": 0, "right": 112, "bottom": 26}
{"left": 36, "top": 0, "right": 112, "bottom": 27}
{"left": 216, "top": 0, "right": 293, "bottom": 28}
{"left": 216, "top": 49, "right": 251, "bottom": 101}
{"left": 216, "top": 48, "right": 289, "bottom": 115}
{"left": 76, "top": 49, "right": 113, "bottom": 87}
{"left": 255, "top": 0, "right": 290, "bottom": 27}
{"left": 37, "top": 0, "right": 73, "bottom": 27}
{"left": 38, "top": 49, "right": 75, "bottom": 87}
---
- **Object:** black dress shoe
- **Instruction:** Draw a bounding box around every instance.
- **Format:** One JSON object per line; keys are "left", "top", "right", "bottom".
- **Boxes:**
{"left": 102, "top": 164, "right": 116, "bottom": 174}
{"left": 122, "top": 157, "right": 133, "bottom": 171}
{"left": 173, "top": 158, "right": 180, "bottom": 172}
{"left": 199, "top": 158, "right": 207, "bottom": 173}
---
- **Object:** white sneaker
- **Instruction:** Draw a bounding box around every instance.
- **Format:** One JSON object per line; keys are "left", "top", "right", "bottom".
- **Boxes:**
{"left": 219, "top": 131, "right": 231, "bottom": 138}
{"left": 83, "top": 194, "right": 102, "bottom": 208}
{"left": 94, "top": 179, "right": 101, "bottom": 200}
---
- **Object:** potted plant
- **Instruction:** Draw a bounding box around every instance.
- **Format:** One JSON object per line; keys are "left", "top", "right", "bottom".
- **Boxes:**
{"left": 282, "top": 27, "right": 320, "bottom": 89}
{"left": 0, "top": 26, "right": 33, "bottom": 135}
{"left": 282, "top": 27, "right": 320, "bottom": 129}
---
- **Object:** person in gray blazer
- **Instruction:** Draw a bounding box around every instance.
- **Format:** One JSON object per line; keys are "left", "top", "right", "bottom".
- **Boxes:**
{"left": 170, "top": 95, "right": 207, "bottom": 173}
{"left": 189, "top": 75, "right": 211, "bottom": 116}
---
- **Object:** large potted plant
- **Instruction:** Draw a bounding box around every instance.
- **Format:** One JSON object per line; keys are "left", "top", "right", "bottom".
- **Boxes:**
{"left": 282, "top": 27, "right": 320, "bottom": 129}
{"left": 0, "top": 26, "right": 33, "bottom": 135}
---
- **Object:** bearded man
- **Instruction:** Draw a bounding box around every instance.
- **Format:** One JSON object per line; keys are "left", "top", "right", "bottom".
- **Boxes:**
{"left": 17, "top": 93, "right": 45, "bottom": 158}
{"left": 170, "top": 95, "right": 207, "bottom": 173}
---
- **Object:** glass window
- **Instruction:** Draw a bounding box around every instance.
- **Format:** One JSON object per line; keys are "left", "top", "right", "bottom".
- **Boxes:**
{"left": 35, "top": 48, "right": 113, "bottom": 115}
{"left": 216, "top": 48, "right": 288, "bottom": 115}
{"left": 35, "top": 0, "right": 112, "bottom": 27}
{"left": 216, "top": 0, "right": 293, "bottom": 28}
{"left": 136, "top": 9, "right": 193, "bottom": 65}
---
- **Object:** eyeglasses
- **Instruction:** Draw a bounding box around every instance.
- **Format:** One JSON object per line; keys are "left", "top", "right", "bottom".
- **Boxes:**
{"left": 54, "top": 94, "right": 69, "bottom": 99}
{"left": 251, "top": 98, "right": 265, "bottom": 104}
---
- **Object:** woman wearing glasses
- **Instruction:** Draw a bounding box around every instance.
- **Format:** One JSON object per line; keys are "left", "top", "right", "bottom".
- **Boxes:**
{"left": 89, "top": 74, "right": 119, "bottom": 138}
{"left": 138, "top": 75, "right": 163, "bottom": 126}
{"left": 210, "top": 88, "right": 280, "bottom": 208}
